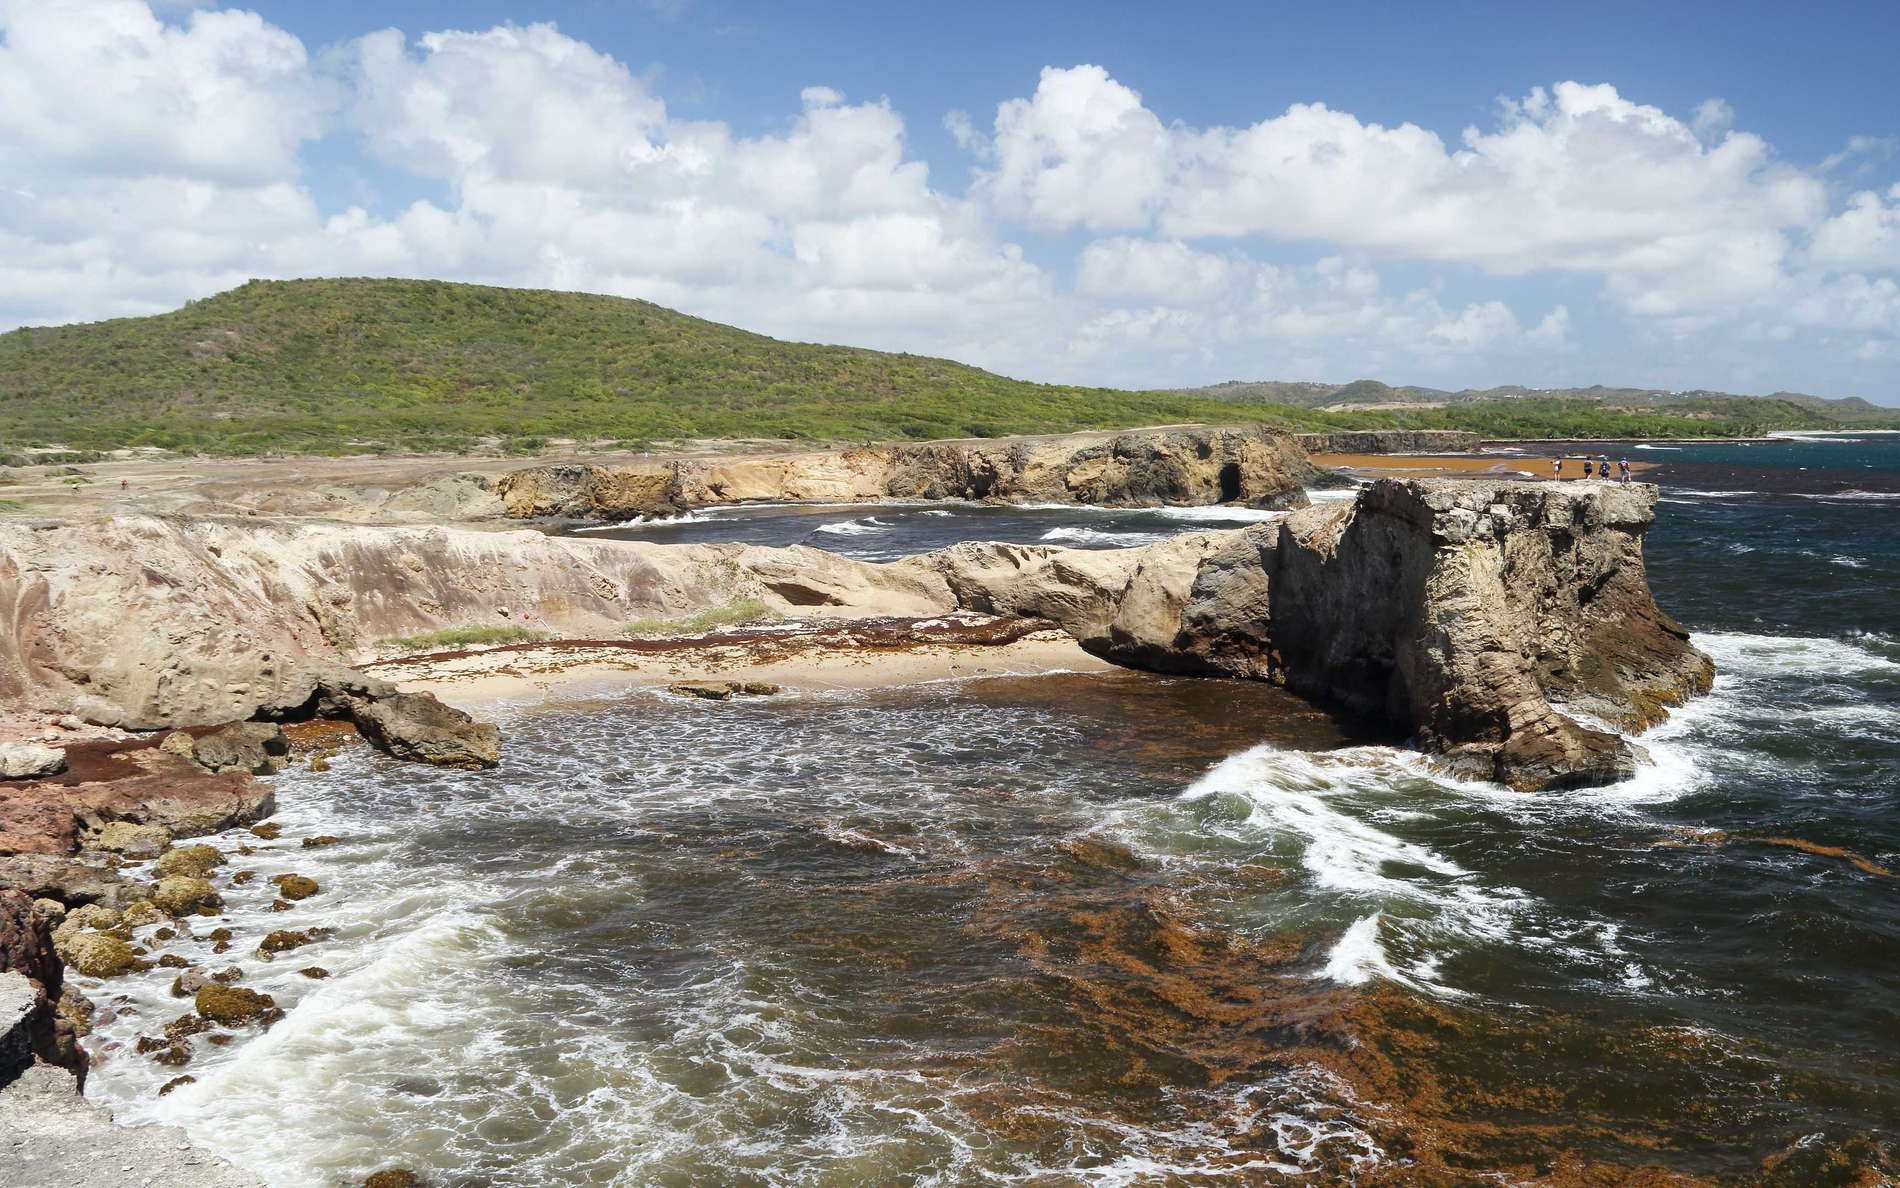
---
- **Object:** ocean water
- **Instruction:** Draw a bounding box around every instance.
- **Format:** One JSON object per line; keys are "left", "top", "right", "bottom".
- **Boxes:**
{"left": 75, "top": 436, "right": 1899, "bottom": 1184}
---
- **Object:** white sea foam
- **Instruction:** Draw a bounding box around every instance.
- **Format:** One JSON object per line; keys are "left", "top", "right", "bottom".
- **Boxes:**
{"left": 1152, "top": 504, "right": 1291, "bottom": 523}
{"left": 1633, "top": 444, "right": 1683, "bottom": 450}
{"left": 1792, "top": 489, "right": 1900, "bottom": 502}
{"left": 811, "top": 516, "right": 887, "bottom": 536}
{"left": 1038, "top": 526, "right": 1165, "bottom": 547}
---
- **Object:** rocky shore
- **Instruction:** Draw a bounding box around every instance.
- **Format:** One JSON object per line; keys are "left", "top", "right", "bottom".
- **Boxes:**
{"left": 492, "top": 423, "right": 1325, "bottom": 520}
{"left": 0, "top": 424, "right": 1712, "bottom": 1182}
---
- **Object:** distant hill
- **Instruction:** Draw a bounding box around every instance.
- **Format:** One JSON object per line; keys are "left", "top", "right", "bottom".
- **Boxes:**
{"left": 1182, "top": 378, "right": 1900, "bottom": 426}
{"left": 0, "top": 278, "right": 1364, "bottom": 454}
{"left": 3, "top": 278, "right": 1888, "bottom": 456}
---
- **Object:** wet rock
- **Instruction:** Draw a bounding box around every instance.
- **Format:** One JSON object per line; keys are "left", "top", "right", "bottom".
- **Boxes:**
{"left": 152, "top": 1040, "right": 192, "bottom": 1066}
{"left": 164, "top": 1013, "right": 211, "bottom": 1040}
{"left": 231, "top": 870, "right": 257, "bottom": 885}
{"left": 301, "top": 835, "right": 342, "bottom": 848}
{"left": 120, "top": 899, "right": 164, "bottom": 928}
{"left": 347, "top": 689, "right": 501, "bottom": 770}
{"left": 0, "top": 742, "right": 66, "bottom": 780}
{"left": 248, "top": 822, "right": 282, "bottom": 841}
{"left": 158, "top": 1073, "right": 196, "bottom": 1095}
{"left": 309, "top": 755, "right": 332, "bottom": 772}
{"left": 170, "top": 970, "right": 210, "bottom": 998}
{"left": 257, "top": 928, "right": 328, "bottom": 957}
{"left": 194, "top": 984, "right": 279, "bottom": 1027}
{"left": 299, "top": 967, "right": 330, "bottom": 979}
{"left": 29, "top": 898, "right": 65, "bottom": 929}
{"left": 668, "top": 681, "right": 734, "bottom": 701}
{"left": 267, "top": 899, "right": 292, "bottom": 913}
{"left": 150, "top": 875, "right": 221, "bottom": 917}
{"left": 210, "top": 966, "right": 243, "bottom": 983}
{"left": 152, "top": 843, "right": 224, "bottom": 878}
{"left": 181, "top": 722, "right": 291, "bottom": 775}
{"left": 56, "top": 903, "right": 120, "bottom": 936}
{"left": 58, "top": 932, "right": 147, "bottom": 978}
{"left": 83, "top": 820, "right": 173, "bottom": 858}
{"left": 156, "top": 953, "right": 188, "bottom": 969}
{"left": 363, "top": 1171, "right": 424, "bottom": 1188}
{"left": 271, "top": 873, "right": 319, "bottom": 901}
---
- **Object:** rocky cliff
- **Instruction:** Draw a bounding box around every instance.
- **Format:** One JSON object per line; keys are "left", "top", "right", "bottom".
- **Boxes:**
{"left": 0, "top": 479, "right": 1708, "bottom": 790}
{"left": 495, "top": 424, "right": 1323, "bottom": 520}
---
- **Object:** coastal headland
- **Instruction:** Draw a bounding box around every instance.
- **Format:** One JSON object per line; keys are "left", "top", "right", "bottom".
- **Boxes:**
{"left": 0, "top": 422, "right": 1712, "bottom": 1178}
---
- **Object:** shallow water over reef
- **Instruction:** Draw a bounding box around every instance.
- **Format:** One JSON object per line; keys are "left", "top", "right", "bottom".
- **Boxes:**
{"left": 78, "top": 436, "right": 1900, "bottom": 1185}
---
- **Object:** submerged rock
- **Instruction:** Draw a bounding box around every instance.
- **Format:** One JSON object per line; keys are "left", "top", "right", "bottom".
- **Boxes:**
{"left": 157, "top": 1073, "right": 196, "bottom": 1096}
{"left": 668, "top": 680, "right": 782, "bottom": 701}
{"left": 271, "top": 873, "right": 319, "bottom": 901}
{"left": 363, "top": 1170, "right": 424, "bottom": 1188}
{"left": 256, "top": 928, "right": 327, "bottom": 957}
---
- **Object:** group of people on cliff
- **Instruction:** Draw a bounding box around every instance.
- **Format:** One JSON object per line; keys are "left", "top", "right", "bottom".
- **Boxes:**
{"left": 1553, "top": 455, "right": 1631, "bottom": 481}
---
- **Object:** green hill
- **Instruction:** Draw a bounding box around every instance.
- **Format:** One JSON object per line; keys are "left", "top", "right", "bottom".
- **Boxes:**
{"left": 3, "top": 278, "right": 1889, "bottom": 456}
{"left": 0, "top": 278, "right": 1358, "bottom": 454}
{"left": 1181, "top": 377, "right": 1900, "bottom": 427}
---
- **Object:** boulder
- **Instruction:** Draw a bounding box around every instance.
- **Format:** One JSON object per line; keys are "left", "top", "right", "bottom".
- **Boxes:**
{"left": 194, "top": 984, "right": 280, "bottom": 1027}
{"left": 0, "top": 855, "right": 134, "bottom": 907}
{"left": 152, "top": 843, "right": 224, "bottom": 878}
{"left": 0, "top": 743, "right": 65, "bottom": 780}
{"left": 171, "top": 722, "right": 291, "bottom": 775}
{"left": 271, "top": 874, "right": 319, "bottom": 901}
{"left": 83, "top": 820, "right": 173, "bottom": 858}
{"left": 57, "top": 931, "right": 145, "bottom": 978}
{"left": 344, "top": 689, "right": 500, "bottom": 769}
{"left": 151, "top": 876, "right": 222, "bottom": 917}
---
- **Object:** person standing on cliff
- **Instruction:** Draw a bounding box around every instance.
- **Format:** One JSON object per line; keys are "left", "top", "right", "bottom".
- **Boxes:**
{"left": 1552, "top": 457, "right": 1563, "bottom": 480}
{"left": 1618, "top": 458, "right": 1632, "bottom": 482}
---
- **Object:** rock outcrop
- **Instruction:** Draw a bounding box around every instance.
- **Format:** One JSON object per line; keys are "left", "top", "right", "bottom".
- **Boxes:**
{"left": 495, "top": 424, "right": 1323, "bottom": 520}
{"left": 1295, "top": 430, "right": 1483, "bottom": 454}
{"left": 0, "top": 889, "right": 82, "bottom": 1084}
{"left": 916, "top": 479, "right": 1711, "bottom": 789}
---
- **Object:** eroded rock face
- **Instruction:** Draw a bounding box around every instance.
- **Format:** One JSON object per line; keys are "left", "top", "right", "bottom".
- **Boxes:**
{"left": 0, "top": 889, "right": 83, "bottom": 1084}
{"left": 0, "top": 479, "right": 1706, "bottom": 791}
{"left": 934, "top": 480, "right": 1711, "bottom": 790}
{"left": 1294, "top": 430, "right": 1483, "bottom": 455}
{"left": 495, "top": 424, "right": 1323, "bottom": 520}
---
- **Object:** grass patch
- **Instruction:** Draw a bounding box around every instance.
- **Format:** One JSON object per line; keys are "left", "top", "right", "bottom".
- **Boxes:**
{"left": 0, "top": 499, "right": 24, "bottom": 511}
{"left": 379, "top": 625, "right": 552, "bottom": 653}
{"left": 622, "top": 597, "right": 775, "bottom": 638}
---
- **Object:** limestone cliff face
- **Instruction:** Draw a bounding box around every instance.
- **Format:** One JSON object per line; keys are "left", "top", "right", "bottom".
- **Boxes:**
{"left": 0, "top": 478, "right": 1708, "bottom": 789}
{"left": 495, "top": 424, "right": 1322, "bottom": 520}
{"left": 1016, "top": 480, "right": 1714, "bottom": 789}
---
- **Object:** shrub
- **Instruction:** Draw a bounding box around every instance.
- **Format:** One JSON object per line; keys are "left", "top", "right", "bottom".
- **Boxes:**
{"left": 622, "top": 597, "right": 775, "bottom": 637}
{"left": 378, "top": 625, "right": 552, "bottom": 653}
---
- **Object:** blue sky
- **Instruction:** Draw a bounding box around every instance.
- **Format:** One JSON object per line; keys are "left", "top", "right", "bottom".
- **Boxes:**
{"left": 5, "top": 0, "right": 1899, "bottom": 400}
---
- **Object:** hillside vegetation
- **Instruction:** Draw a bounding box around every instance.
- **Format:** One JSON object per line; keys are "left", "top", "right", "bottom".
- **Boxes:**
{"left": 0, "top": 278, "right": 1357, "bottom": 454}
{"left": 1, "top": 278, "right": 1888, "bottom": 455}
{"left": 1186, "top": 376, "right": 1900, "bottom": 429}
